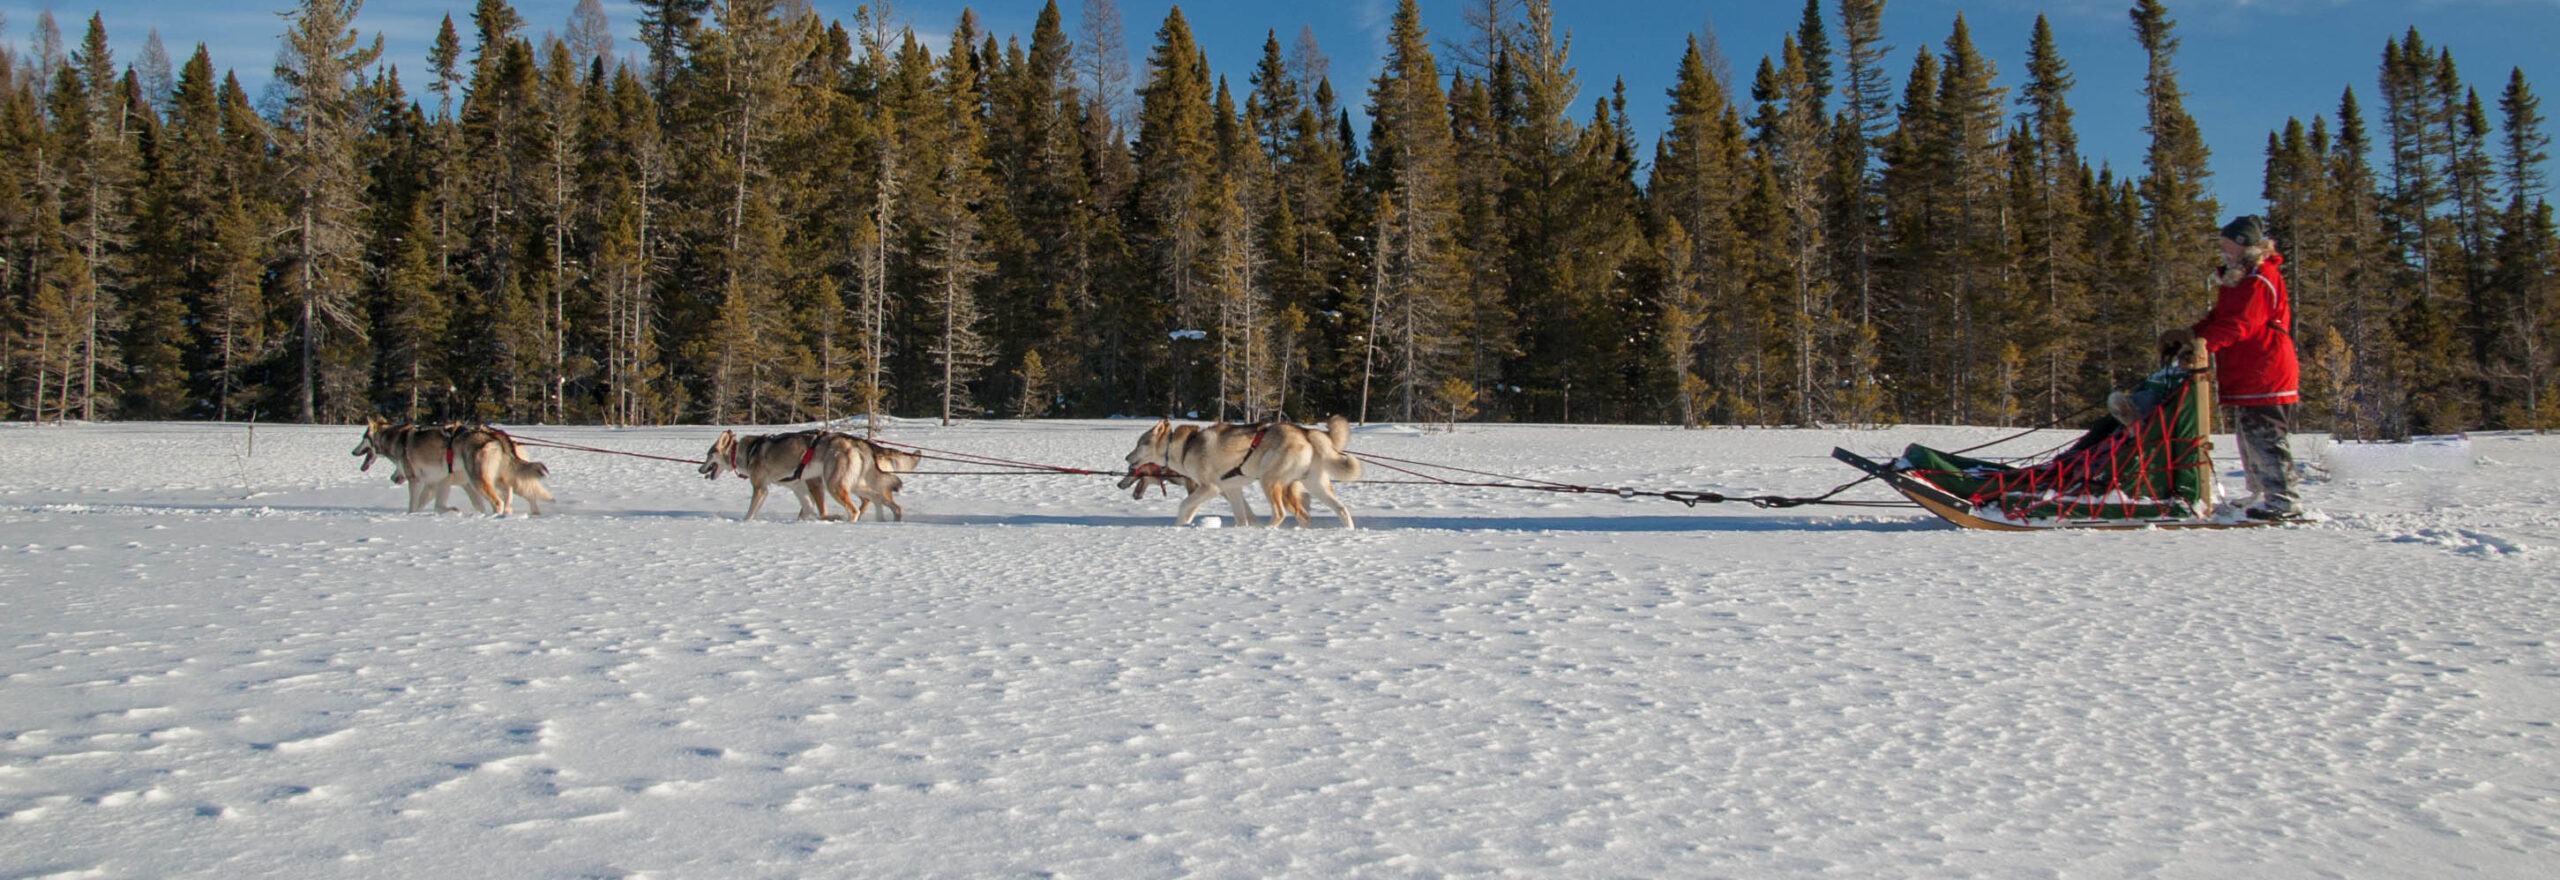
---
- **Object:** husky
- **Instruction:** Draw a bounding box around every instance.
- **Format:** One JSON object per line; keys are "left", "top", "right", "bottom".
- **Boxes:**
{"left": 702, "top": 429, "right": 897, "bottom": 522}
{"left": 1122, "top": 415, "right": 1362, "bottom": 528}
{"left": 449, "top": 426, "right": 553, "bottom": 515}
{"left": 352, "top": 417, "right": 551, "bottom": 515}
{"left": 841, "top": 438, "right": 923, "bottom": 522}
{"left": 354, "top": 416, "right": 465, "bottom": 513}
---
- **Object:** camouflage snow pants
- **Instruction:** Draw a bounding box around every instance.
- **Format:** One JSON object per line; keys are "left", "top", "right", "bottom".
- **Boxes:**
{"left": 2235, "top": 404, "right": 2299, "bottom": 513}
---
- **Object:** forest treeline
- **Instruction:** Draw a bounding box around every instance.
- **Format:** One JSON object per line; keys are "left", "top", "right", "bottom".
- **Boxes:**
{"left": 2, "top": 0, "right": 2552, "bottom": 436}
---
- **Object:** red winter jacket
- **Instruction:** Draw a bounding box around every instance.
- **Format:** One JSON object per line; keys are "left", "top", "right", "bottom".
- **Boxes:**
{"left": 2192, "top": 253, "right": 2298, "bottom": 406}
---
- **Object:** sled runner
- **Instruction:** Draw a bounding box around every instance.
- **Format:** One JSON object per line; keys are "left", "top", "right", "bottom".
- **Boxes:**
{"left": 1835, "top": 361, "right": 2281, "bottom": 531}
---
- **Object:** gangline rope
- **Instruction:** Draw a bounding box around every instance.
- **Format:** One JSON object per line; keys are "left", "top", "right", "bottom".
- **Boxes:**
{"left": 495, "top": 410, "right": 2109, "bottom": 513}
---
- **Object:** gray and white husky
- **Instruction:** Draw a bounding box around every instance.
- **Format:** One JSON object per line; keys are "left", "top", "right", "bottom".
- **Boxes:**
{"left": 700, "top": 430, "right": 920, "bottom": 522}
{"left": 352, "top": 416, "right": 553, "bottom": 515}
{"left": 1122, "top": 416, "right": 1362, "bottom": 528}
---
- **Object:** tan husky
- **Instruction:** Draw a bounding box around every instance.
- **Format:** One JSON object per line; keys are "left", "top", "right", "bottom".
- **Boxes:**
{"left": 1122, "top": 416, "right": 1362, "bottom": 528}
{"left": 353, "top": 417, "right": 550, "bottom": 514}
{"left": 701, "top": 430, "right": 921, "bottom": 522}
{"left": 449, "top": 426, "right": 553, "bottom": 515}
{"left": 843, "top": 439, "right": 923, "bottom": 522}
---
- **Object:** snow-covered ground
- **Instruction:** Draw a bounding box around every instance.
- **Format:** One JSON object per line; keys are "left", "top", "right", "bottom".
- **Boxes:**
{"left": 3, "top": 419, "right": 2554, "bottom": 879}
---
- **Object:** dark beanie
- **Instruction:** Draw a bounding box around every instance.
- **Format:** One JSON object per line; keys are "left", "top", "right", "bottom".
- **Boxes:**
{"left": 2220, "top": 214, "right": 2266, "bottom": 247}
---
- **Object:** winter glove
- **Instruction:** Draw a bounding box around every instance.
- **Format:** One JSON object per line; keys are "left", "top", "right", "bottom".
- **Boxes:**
{"left": 2158, "top": 327, "right": 2196, "bottom": 361}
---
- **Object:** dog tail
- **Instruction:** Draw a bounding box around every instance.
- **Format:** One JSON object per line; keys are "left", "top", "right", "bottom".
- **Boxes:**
{"left": 871, "top": 443, "right": 920, "bottom": 475}
{"left": 508, "top": 457, "right": 554, "bottom": 502}
{"left": 1324, "top": 415, "right": 1363, "bottom": 481}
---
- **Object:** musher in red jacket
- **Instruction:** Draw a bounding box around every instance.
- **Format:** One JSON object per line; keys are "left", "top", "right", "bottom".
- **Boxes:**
{"left": 2162, "top": 215, "right": 2302, "bottom": 520}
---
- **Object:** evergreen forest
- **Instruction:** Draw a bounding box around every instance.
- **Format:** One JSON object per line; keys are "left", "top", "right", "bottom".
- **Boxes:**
{"left": 2, "top": 0, "right": 2552, "bottom": 439}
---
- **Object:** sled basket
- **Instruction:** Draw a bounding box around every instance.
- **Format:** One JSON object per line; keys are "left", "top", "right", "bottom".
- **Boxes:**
{"left": 1858, "top": 366, "right": 2219, "bottom": 527}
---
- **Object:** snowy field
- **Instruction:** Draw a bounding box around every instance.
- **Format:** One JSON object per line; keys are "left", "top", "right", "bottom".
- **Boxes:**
{"left": 2, "top": 418, "right": 2555, "bottom": 879}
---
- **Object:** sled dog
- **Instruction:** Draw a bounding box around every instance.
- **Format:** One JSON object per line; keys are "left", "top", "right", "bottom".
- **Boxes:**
{"left": 1122, "top": 416, "right": 1362, "bottom": 528}
{"left": 353, "top": 417, "right": 551, "bottom": 514}
{"left": 354, "top": 416, "right": 465, "bottom": 513}
{"left": 702, "top": 430, "right": 915, "bottom": 522}
{"left": 844, "top": 439, "right": 923, "bottom": 522}
{"left": 450, "top": 426, "right": 553, "bottom": 515}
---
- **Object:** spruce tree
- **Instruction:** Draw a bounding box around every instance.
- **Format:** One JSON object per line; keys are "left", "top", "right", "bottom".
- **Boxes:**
{"left": 695, "top": 0, "right": 818, "bottom": 423}
{"left": 2130, "top": 0, "right": 2216, "bottom": 348}
{"left": 919, "top": 13, "right": 997, "bottom": 426}
{"left": 274, "top": 0, "right": 384, "bottom": 423}
{"left": 1363, "top": 0, "right": 1468, "bottom": 422}
{"left": 1751, "top": 36, "right": 1832, "bottom": 425}
{"left": 1932, "top": 16, "right": 2010, "bottom": 423}
{"left": 1654, "top": 36, "right": 1747, "bottom": 425}
{"left": 531, "top": 38, "right": 587, "bottom": 421}
{"left": 2015, "top": 15, "right": 2090, "bottom": 422}
{"left": 2497, "top": 69, "right": 2551, "bottom": 213}
{"left": 1133, "top": 5, "right": 1218, "bottom": 413}
{"left": 59, "top": 15, "right": 137, "bottom": 421}
{"left": 1832, "top": 0, "right": 1893, "bottom": 329}
{"left": 637, "top": 0, "right": 710, "bottom": 94}
{"left": 1879, "top": 48, "right": 1945, "bottom": 419}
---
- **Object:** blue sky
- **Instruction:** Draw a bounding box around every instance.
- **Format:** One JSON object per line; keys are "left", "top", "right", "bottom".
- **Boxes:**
{"left": 6, "top": 1, "right": 2557, "bottom": 215}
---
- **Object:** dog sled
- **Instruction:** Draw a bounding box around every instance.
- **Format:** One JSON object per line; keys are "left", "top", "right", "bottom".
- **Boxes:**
{"left": 1832, "top": 358, "right": 2279, "bottom": 531}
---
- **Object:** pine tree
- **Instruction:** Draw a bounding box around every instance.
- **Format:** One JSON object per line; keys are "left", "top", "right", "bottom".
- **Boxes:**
{"left": 1363, "top": 0, "right": 1469, "bottom": 422}
{"left": 2130, "top": 0, "right": 2216, "bottom": 355}
{"left": 584, "top": 66, "right": 668, "bottom": 425}
{"left": 1931, "top": 17, "right": 2011, "bottom": 423}
{"left": 377, "top": 199, "right": 451, "bottom": 420}
{"left": 1831, "top": 0, "right": 1893, "bottom": 330}
{"left": 1794, "top": 0, "right": 1832, "bottom": 120}
{"left": 120, "top": 67, "right": 191, "bottom": 420}
{"left": 1133, "top": 6, "right": 1218, "bottom": 412}
{"left": 1879, "top": 47, "right": 1945, "bottom": 419}
{"left": 694, "top": 0, "right": 819, "bottom": 423}
{"left": 524, "top": 38, "right": 587, "bottom": 421}
{"left": 274, "top": 0, "right": 384, "bottom": 423}
{"left": 1446, "top": 72, "right": 1511, "bottom": 417}
{"left": 2379, "top": 31, "right": 2448, "bottom": 305}
{"left": 58, "top": 15, "right": 138, "bottom": 420}
{"left": 1654, "top": 35, "right": 1749, "bottom": 425}
{"left": 1208, "top": 77, "right": 1277, "bottom": 421}
{"left": 2014, "top": 15, "right": 2090, "bottom": 422}
{"left": 205, "top": 73, "right": 280, "bottom": 422}
{"left": 2324, "top": 87, "right": 2407, "bottom": 438}
{"left": 845, "top": 9, "right": 924, "bottom": 427}
{"left": 917, "top": 13, "right": 997, "bottom": 426}
{"left": 1750, "top": 36, "right": 1832, "bottom": 425}
{"left": 1489, "top": 0, "right": 1582, "bottom": 421}
{"left": 2376, "top": 33, "right": 2475, "bottom": 429}
{"left": 2492, "top": 70, "right": 2556, "bottom": 428}
{"left": 2498, "top": 69, "right": 2551, "bottom": 213}
{"left": 989, "top": 1, "right": 1095, "bottom": 417}
{"left": 637, "top": 0, "right": 710, "bottom": 94}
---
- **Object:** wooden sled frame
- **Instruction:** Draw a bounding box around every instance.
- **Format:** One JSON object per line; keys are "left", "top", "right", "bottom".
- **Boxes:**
{"left": 1830, "top": 448, "right": 2270, "bottom": 531}
{"left": 1835, "top": 350, "right": 2282, "bottom": 531}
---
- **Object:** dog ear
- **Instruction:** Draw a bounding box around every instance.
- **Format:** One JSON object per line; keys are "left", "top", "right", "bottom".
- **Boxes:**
{"left": 1150, "top": 420, "right": 1171, "bottom": 440}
